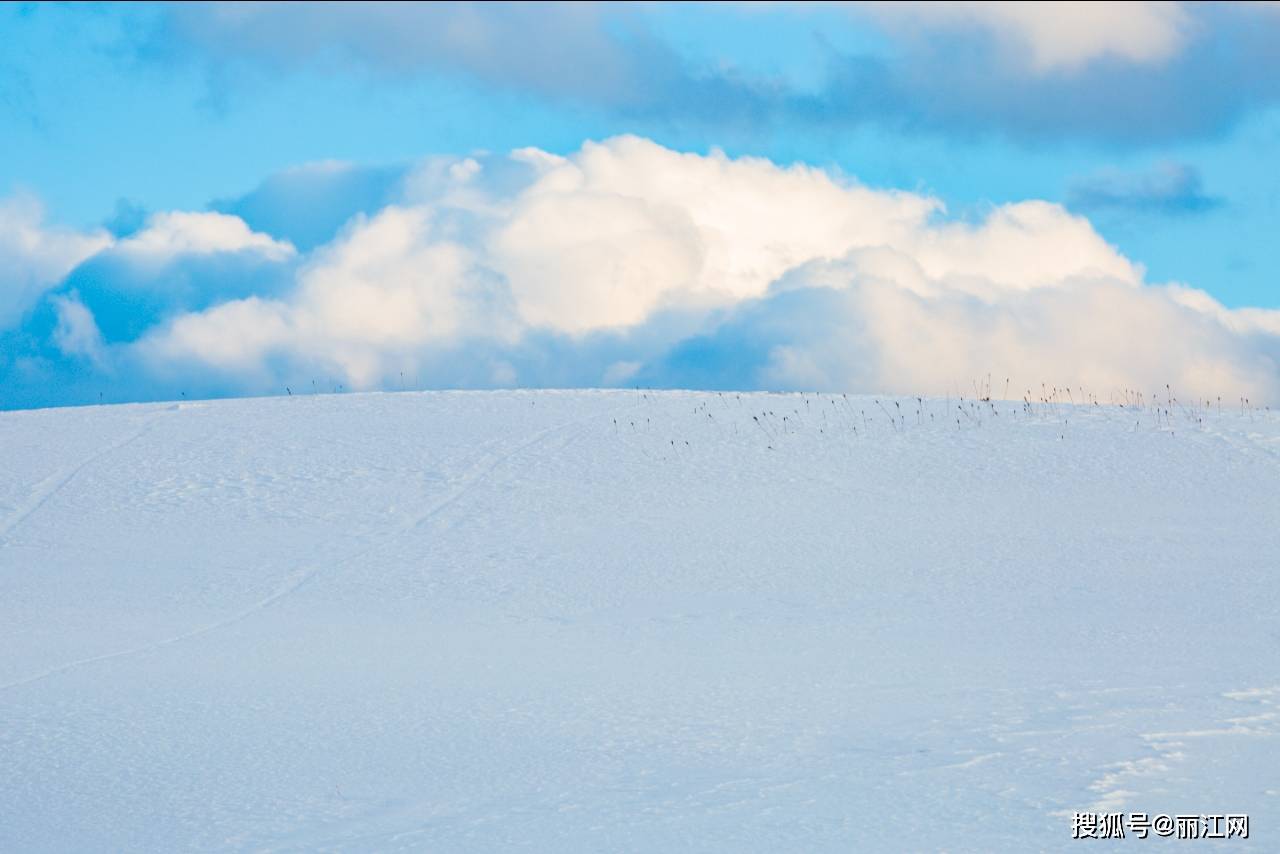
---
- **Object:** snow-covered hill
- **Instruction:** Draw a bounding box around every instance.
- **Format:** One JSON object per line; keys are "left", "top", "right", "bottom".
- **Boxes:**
{"left": 2, "top": 389, "right": 1278, "bottom": 851}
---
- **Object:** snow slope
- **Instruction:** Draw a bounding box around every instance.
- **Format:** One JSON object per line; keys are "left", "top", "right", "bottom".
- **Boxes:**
{"left": 1, "top": 389, "right": 1277, "bottom": 851}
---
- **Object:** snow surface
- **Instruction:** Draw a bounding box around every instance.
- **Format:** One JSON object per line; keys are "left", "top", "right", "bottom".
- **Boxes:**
{"left": 1, "top": 389, "right": 1278, "bottom": 851}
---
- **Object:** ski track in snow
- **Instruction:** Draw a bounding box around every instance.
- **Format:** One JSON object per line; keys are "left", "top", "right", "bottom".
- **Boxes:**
{"left": 0, "top": 566, "right": 314, "bottom": 693}
{"left": 401, "top": 401, "right": 631, "bottom": 534}
{"left": 0, "top": 401, "right": 630, "bottom": 694}
{"left": 1, "top": 390, "right": 1277, "bottom": 852}
{"left": 0, "top": 411, "right": 166, "bottom": 542}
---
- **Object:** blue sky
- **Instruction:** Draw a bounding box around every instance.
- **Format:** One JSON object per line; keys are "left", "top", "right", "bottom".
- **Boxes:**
{"left": 2, "top": 2, "right": 1279, "bottom": 409}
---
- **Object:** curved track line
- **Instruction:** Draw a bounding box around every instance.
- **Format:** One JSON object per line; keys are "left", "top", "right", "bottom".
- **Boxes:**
{"left": 1208, "top": 423, "right": 1280, "bottom": 469}
{"left": 0, "top": 402, "right": 630, "bottom": 693}
{"left": 405, "top": 405, "right": 616, "bottom": 532}
{"left": 0, "top": 567, "right": 314, "bottom": 693}
{"left": 0, "top": 414, "right": 165, "bottom": 543}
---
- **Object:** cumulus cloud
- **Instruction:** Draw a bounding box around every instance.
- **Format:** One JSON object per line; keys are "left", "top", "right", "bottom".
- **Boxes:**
{"left": 114, "top": 211, "right": 295, "bottom": 262}
{"left": 0, "top": 194, "right": 112, "bottom": 331}
{"left": 48, "top": 211, "right": 296, "bottom": 345}
{"left": 0, "top": 203, "right": 296, "bottom": 407}
{"left": 489, "top": 139, "right": 937, "bottom": 331}
{"left": 145, "top": 137, "right": 1280, "bottom": 405}
{"left": 50, "top": 293, "right": 106, "bottom": 365}
{"left": 4, "top": 137, "right": 1278, "bottom": 409}
{"left": 143, "top": 204, "right": 517, "bottom": 387}
{"left": 670, "top": 270, "right": 1279, "bottom": 404}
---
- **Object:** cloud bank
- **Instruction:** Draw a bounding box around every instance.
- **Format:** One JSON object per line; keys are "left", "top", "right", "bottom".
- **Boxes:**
{"left": 3, "top": 136, "right": 1278, "bottom": 409}
{"left": 153, "top": 2, "right": 1280, "bottom": 147}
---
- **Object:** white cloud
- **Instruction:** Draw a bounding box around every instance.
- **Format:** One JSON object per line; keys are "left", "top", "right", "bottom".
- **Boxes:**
{"left": 907, "top": 201, "right": 1142, "bottom": 292}
{"left": 30, "top": 136, "right": 1279, "bottom": 405}
{"left": 752, "top": 266, "right": 1279, "bottom": 403}
{"left": 861, "top": 1, "right": 1192, "bottom": 72}
{"left": 492, "top": 137, "right": 937, "bottom": 331}
{"left": 144, "top": 205, "right": 517, "bottom": 387}
{"left": 50, "top": 293, "right": 106, "bottom": 365}
{"left": 147, "top": 297, "right": 291, "bottom": 374}
{"left": 117, "top": 211, "right": 295, "bottom": 262}
{"left": 0, "top": 193, "right": 112, "bottom": 330}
